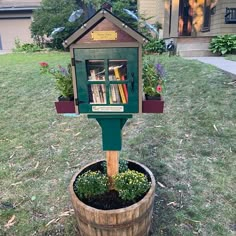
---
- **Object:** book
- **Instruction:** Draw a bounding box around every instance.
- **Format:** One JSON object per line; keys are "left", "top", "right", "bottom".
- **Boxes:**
{"left": 90, "top": 70, "right": 101, "bottom": 103}
{"left": 89, "top": 70, "right": 107, "bottom": 104}
{"left": 114, "top": 67, "right": 127, "bottom": 104}
{"left": 121, "top": 75, "right": 128, "bottom": 102}
{"left": 99, "top": 84, "right": 106, "bottom": 104}
{"left": 109, "top": 75, "right": 120, "bottom": 104}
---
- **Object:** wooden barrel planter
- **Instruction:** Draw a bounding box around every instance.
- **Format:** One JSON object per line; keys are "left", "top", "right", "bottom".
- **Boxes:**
{"left": 69, "top": 160, "right": 156, "bottom": 236}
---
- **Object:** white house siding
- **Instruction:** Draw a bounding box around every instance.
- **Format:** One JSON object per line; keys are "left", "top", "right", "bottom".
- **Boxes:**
{"left": 0, "top": 18, "right": 32, "bottom": 51}
{"left": 138, "top": 0, "right": 158, "bottom": 23}
{"left": 0, "top": 0, "right": 41, "bottom": 51}
{"left": 138, "top": 0, "right": 166, "bottom": 38}
{"left": 0, "top": 0, "right": 41, "bottom": 8}
{"left": 198, "top": 0, "right": 236, "bottom": 37}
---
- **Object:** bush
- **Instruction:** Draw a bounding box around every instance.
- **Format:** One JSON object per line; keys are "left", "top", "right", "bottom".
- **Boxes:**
{"left": 143, "top": 38, "right": 166, "bottom": 54}
{"left": 13, "top": 38, "right": 41, "bottom": 53}
{"left": 113, "top": 170, "right": 151, "bottom": 202}
{"left": 39, "top": 62, "right": 74, "bottom": 98}
{"left": 31, "top": 0, "right": 80, "bottom": 49}
{"left": 209, "top": 34, "right": 236, "bottom": 55}
{"left": 74, "top": 171, "right": 109, "bottom": 200}
{"left": 142, "top": 60, "right": 165, "bottom": 97}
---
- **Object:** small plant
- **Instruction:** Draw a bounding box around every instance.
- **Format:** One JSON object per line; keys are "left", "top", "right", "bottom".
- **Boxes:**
{"left": 143, "top": 38, "right": 166, "bottom": 54}
{"left": 209, "top": 34, "right": 236, "bottom": 55}
{"left": 39, "top": 62, "right": 74, "bottom": 98}
{"left": 74, "top": 171, "right": 109, "bottom": 200}
{"left": 143, "top": 60, "right": 165, "bottom": 97}
{"left": 102, "top": 159, "right": 129, "bottom": 174}
{"left": 113, "top": 170, "right": 151, "bottom": 202}
{"left": 13, "top": 38, "right": 41, "bottom": 53}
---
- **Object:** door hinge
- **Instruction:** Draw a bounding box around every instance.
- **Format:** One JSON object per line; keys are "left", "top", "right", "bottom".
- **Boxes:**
{"left": 75, "top": 98, "right": 78, "bottom": 105}
{"left": 75, "top": 98, "right": 85, "bottom": 105}
{"left": 71, "top": 58, "right": 75, "bottom": 67}
{"left": 71, "top": 58, "right": 82, "bottom": 66}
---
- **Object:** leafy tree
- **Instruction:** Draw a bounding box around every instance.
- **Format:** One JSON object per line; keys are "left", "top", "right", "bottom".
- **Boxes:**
{"left": 31, "top": 0, "right": 82, "bottom": 49}
{"left": 82, "top": 0, "right": 138, "bottom": 29}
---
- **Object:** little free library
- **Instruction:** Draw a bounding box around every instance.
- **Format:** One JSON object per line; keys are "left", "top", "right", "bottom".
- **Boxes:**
{"left": 55, "top": 5, "right": 164, "bottom": 236}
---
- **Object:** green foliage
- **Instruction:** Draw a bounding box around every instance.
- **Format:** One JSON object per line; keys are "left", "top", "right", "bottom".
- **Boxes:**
{"left": 13, "top": 38, "right": 42, "bottom": 53}
{"left": 74, "top": 171, "right": 109, "bottom": 199}
{"left": 102, "top": 159, "right": 129, "bottom": 174}
{"left": 82, "top": 0, "right": 138, "bottom": 29}
{"left": 39, "top": 62, "right": 74, "bottom": 98}
{"left": 142, "top": 59, "right": 165, "bottom": 96}
{"left": 209, "top": 34, "right": 236, "bottom": 55}
{"left": 143, "top": 38, "right": 166, "bottom": 54}
{"left": 113, "top": 170, "right": 151, "bottom": 202}
{"left": 31, "top": 0, "right": 81, "bottom": 49}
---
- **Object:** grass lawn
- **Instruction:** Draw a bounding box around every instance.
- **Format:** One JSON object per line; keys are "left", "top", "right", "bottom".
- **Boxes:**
{"left": 0, "top": 52, "right": 235, "bottom": 236}
{"left": 225, "top": 54, "right": 236, "bottom": 62}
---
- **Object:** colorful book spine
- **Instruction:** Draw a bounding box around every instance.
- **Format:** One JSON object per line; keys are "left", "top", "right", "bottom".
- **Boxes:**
{"left": 114, "top": 68, "right": 127, "bottom": 104}
{"left": 121, "top": 75, "right": 128, "bottom": 102}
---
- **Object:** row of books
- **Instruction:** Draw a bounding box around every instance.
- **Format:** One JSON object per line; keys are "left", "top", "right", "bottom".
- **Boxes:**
{"left": 88, "top": 68, "right": 128, "bottom": 104}
{"left": 89, "top": 70, "right": 106, "bottom": 104}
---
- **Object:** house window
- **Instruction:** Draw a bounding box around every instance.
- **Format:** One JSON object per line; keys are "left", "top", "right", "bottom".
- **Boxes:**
{"left": 201, "top": 0, "right": 211, "bottom": 32}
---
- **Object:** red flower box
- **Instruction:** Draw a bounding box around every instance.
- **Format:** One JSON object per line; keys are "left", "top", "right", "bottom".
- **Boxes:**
{"left": 142, "top": 99, "right": 164, "bottom": 113}
{"left": 54, "top": 101, "right": 75, "bottom": 113}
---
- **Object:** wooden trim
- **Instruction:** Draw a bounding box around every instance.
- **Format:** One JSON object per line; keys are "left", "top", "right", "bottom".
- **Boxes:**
{"left": 65, "top": 13, "right": 105, "bottom": 47}
{"left": 70, "top": 48, "right": 79, "bottom": 114}
{"left": 138, "top": 45, "right": 143, "bottom": 114}
{"left": 70, "top": 42, "right": 139, "bottom": 49}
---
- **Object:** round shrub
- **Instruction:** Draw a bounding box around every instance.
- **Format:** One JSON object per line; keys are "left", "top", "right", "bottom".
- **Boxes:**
{"left": 113, "top": 170, "right": 151, "bottom": 202}
{"left": 74, "top": 171, "right": 109, "bottom": 200}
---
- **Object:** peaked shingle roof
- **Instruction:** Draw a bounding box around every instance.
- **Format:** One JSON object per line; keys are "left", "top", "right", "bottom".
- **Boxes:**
{"left": 64, "top": 8, "right": 148, "bottom": 48}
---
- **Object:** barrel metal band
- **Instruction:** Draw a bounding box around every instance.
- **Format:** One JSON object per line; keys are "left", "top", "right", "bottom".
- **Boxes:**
{"left": 79, "top": 223, "right": 150, "bottom": 236}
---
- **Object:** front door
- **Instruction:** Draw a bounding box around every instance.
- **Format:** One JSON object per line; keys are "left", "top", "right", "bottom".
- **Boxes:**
{"left": 74, "top": 47, "right": 138, "bottom": 114}
{"left": 178, "top": 0, "right": 193, "bottom": 36}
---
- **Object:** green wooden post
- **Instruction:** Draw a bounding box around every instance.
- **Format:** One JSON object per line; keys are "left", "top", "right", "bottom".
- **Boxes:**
{"left": 88, "top": 115, "right": 132, "bottom": 150}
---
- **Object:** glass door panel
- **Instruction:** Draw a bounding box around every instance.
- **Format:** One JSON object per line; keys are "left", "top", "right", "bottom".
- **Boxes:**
{"left": 86, "top": 60, "right": 106, "bottom": 104}
{"left": 87, "top": 60, "right": 105, "bottom": 81}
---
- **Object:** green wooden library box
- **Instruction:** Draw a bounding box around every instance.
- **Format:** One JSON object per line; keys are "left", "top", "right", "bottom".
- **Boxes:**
{"left": 64, "top": 8, "right": 147, "bottom": 115}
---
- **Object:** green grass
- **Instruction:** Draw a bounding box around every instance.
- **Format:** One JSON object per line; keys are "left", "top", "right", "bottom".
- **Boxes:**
{"left": 225, "top": 54, "right": 236, "bottom": 61}
{"left": 0, "top": 52, "right": 235, "bottom": 236}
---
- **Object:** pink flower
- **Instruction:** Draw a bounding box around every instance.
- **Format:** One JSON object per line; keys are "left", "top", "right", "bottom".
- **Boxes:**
{"left": 156, "top": 85, "right": 162, "bottom": 93}
{"left": 39, "top": 62, "right": 48, "bottom": 67}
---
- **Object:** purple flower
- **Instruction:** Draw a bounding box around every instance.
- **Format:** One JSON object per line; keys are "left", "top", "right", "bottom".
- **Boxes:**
{"left": 58, "top": 65, "right": 68, "bottom": 76}
{"left": 155, "top": 64, "right": 165, "bottom": 77}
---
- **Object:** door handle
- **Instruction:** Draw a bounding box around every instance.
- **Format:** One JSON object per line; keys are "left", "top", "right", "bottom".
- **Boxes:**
{"left": 131, "top": 72, "right": 135, "bottom": 92}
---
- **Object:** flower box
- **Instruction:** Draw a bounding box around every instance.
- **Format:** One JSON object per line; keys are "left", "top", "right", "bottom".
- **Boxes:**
{"left": 142, "top": 99, "right": 164, "bottom": 113}
{"left": 54, "top": 100, "right": 75, "bottom": 113}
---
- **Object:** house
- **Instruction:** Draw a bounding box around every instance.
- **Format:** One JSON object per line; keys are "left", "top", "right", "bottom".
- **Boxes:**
{"left": 0, "top": 0, "right": 41, "bottom": 52}
{"left": 138, "top": 0, "right": 236, "bottom": 56}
